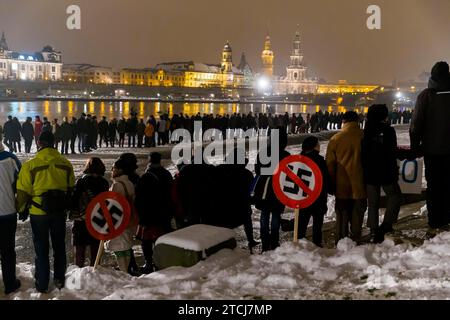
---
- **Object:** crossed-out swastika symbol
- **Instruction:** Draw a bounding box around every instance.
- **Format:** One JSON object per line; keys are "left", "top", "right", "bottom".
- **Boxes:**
{"left": 86, "top": 192, "right": 131, "bottom": 241}
{"left": 273, "top": 155, "right": 323, "bottom": 209}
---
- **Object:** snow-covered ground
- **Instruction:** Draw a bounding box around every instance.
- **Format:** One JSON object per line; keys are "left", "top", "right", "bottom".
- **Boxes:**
{"left": 7, "top": 204, "right": 450, "bottom": 300}
{"left": 2, "top": 124, "right": 438, "bottom": 300}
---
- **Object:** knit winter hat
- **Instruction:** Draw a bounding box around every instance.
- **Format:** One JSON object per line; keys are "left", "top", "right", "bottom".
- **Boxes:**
{"left": 367, "top": 104, "right": 389, "bottom": 124}
{"left": 431, "top": 61, "right": 450, "bottom": 82}
{"left": 38, "top": 131, "right": 55, "bottom": 147}
{"left": 302, "top": 136, "right": 319, "bottom": 152}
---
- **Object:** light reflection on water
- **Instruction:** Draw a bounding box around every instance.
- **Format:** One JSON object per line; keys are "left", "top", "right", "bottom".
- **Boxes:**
{"left": 0, "top": 100, "right": 363, "bottom": 122}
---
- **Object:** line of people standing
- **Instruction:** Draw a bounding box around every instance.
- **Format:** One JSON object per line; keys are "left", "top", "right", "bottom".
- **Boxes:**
{"left": 1, "top": 110, "right": 354, "bottom": 157}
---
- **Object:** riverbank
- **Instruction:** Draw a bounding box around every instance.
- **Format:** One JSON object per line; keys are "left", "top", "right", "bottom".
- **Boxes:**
{"left": 0, "top": 95, "right": 316, "bottom": 105}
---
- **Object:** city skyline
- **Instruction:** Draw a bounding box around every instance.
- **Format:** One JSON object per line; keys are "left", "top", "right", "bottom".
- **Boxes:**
{"left": 1, "top": 0, "right": 449, "bottom": 84}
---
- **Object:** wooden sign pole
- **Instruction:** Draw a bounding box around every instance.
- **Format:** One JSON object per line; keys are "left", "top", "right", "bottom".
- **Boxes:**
{"left": 94, "top": 240, "right": 105, "bottom": 270}
{"left": 293, "top": 208, "right": 300, "bottom": 243}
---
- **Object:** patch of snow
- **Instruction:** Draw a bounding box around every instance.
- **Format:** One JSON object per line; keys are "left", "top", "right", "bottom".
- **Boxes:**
{"left": 155, "top": 224, "right": 236, "bottom": 252}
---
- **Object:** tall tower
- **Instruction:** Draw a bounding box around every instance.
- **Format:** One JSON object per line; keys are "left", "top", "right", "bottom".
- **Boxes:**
{"left": 238, "top": 52, "right": 253, "bottom": 87}
{"left": 286, "top": 27, "right": 306, "bottom": 82}
{"left": 261, "top": 35, "right": 274, "bottom": 77}
{"left": 0, "top": 31, "right": 8, "bottom": 51}
{"left": 221, "top": 41, "right": 233, "bottom": 73}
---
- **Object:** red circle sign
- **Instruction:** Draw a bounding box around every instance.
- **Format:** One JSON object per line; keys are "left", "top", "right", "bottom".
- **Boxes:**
{"left": 85, "top": 192, "right": 131, "bottom": 241}
{"left": 272, "top": 155, "right": 323, "bottom": 209}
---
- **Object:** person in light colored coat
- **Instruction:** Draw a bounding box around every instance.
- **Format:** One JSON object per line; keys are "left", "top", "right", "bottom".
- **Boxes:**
{"left": 326, "top": 111, "right": 367, "bottom": 245}
{"left": 0, "top": 133, "right": 22, "bottom": 294}
{"left": 105, "top": 158, "right": 137, "bottom": 273}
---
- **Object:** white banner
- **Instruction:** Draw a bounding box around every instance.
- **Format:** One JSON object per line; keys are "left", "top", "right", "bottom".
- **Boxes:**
{"left": 397, "top": 159, "right": 423, "bottom": 194}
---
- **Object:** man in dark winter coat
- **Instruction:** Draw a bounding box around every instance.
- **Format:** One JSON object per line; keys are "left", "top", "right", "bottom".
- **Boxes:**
{"left": 137, "top": 119, "right": 146, "bottom": 148}
{"left": 173, "top": 155, "right": 216, "bottom": 228}
{"left": 11, "top": 118, "right": 22, "bottom": 153}
{"left": 91, "top": 116, "right": 99, "bottom": 150}
{"left": 410, "top": 61, "right": 450, "bottom": 232}
{"left": 21, "top": 117, "right": 34, "bottom": 154}
{"left": 77, "top": 114, "right": 87, "bottom": 153}
{"left": 42, "top": 117, "right": 52, "bottom": 133}
{"left": 255, "top": 128, "right": 290, "bottom": 252}
{"left": 117, "top": 118, "right": 126, "bottom": 148}
{"left": 298, "top": 137, "right": 332, "bottom": 247}
{"left": 135, "top": 152, "right": 174, "bottom": 273}
{"left": 60, "top": 117, "right": 72, "bottom": 155}
{"left": 362, "top": 105, "right": 402, "bottom": 242}
{"left": 98, "top": 117, "right": 109, "bottom": 148}
{"left": 215, "top": 149, "right": 259, "bottom": 252}
{"left": 127, "top": 115, "right": 138, "bottom": 148}
{"left": 34, "top": 116, "right": 43, "bottom": 147}
{"left": 3, "top": 116, "right": 14, "bottom": 152}
{"left": 108, "top": 118, "right": 117, "bottom": 148}
{"left": 70, "top": 117, "right": 78, "bottom": 154}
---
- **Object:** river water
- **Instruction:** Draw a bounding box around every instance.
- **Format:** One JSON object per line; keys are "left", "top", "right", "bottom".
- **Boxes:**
{"left": 0, "top": 100, "right": 364, "bottom": 122}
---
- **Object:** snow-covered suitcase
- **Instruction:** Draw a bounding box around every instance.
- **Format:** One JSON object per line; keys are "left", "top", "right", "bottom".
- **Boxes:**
{"left": 153, "top": 224, "right": 236, "bottom": 270}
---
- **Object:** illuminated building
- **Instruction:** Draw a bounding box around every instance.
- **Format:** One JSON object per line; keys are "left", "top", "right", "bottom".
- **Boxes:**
{"left": 120, "top": 42, "right": 245, "bottom": 88}
{"left": 120, "top": 68, "right": 184, "bottom": 86}
{"left": 317, "top": 80, "right": 380, "bottom": 94}
{"left": 63, "top": 64, "right": 117, "bottom": 84}
{"left": 0, "top": 31, "right": 62, "bottom": 81}
{"left": 274, "top": 28, "right": 318, "bottom": 94}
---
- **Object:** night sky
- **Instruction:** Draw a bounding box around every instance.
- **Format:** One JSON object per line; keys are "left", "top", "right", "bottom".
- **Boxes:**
{"left": 1, "top": 0, "right": 449, "bottom": 84}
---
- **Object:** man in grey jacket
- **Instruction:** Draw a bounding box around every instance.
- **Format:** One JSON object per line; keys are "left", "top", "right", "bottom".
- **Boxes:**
{"left": 0, "top": 132, "right": 22, "bottom": 294}
{"left": 410, "top": 61, "right": 450, "bottom": 231}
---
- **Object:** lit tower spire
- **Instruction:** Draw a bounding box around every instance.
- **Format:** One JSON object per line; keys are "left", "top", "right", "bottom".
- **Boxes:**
{"left": 261, "top": 33, "right": 274, "bottom": 77}
{"left": 290, "top": 25, "right": 304, "bottom": 68}
{"left": 286, "top": 26, "right": 307, "bottom": 82}
{"left": 221, "top": 41, "right": 233, "bottom": 73}
{"left": 0, "top": 31, "right": 8, "bottom": 51}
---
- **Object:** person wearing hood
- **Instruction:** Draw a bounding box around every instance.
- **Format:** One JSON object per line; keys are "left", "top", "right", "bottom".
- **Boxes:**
{"left": 0, "top": 132, "right": 22, "bottom": 295}
{"left": 410, "top": 61, "right": 450, "bottom": 233}
{"left": 362, "top": 105, "right": 402, "bottom": 243}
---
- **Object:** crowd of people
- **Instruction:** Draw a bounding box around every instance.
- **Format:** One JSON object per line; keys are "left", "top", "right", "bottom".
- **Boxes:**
{"left": 0, "top": 60, "right": 448, "bottom": 296}
{"left": 0, "top": 108, "right": 414, "bottom": 156}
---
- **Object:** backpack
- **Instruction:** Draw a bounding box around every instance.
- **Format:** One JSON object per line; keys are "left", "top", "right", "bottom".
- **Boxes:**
{"left": 249, "top": 175, "right": 272, "bottom": 210}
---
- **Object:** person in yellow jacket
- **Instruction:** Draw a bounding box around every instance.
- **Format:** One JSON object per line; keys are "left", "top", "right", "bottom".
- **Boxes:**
{"left": 16, "top": 131, "right": 75, "bottom": 293}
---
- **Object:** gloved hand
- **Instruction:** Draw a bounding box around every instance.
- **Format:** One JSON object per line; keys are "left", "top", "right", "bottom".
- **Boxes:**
{"left": 18, "top": 211, "right": 29, "bottom": 222}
